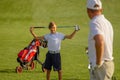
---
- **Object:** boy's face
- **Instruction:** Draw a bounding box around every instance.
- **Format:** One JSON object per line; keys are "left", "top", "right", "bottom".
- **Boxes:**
{"left": 49, "top": 24, "right": 57, "bottom": 34}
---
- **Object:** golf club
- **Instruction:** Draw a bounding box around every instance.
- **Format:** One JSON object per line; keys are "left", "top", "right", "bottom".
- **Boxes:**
{"left": 33, "top": 25, "right": 80, "bottom": 29}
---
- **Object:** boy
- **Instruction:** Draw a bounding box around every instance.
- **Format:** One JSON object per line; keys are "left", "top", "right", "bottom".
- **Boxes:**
{"left": 30, "top": 21, "right": 79, "bottom": 80}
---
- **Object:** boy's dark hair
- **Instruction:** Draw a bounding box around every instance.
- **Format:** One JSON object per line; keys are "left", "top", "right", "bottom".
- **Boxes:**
{"left": 48, "top": 21, "right": 56, "bottom": 29}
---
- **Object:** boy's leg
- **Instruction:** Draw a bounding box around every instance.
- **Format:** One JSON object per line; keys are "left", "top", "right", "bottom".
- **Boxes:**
{"left": 44, "top": 52, "right": 52, "bottom": 80}
{"left": 46, "top": 70, "right": 51, "bottom": 80}
{"left": 58, "top": 70, "right": 62, "bottom": 80}
{"left": 53, "top": 53, "right": 62, "bottom": 80}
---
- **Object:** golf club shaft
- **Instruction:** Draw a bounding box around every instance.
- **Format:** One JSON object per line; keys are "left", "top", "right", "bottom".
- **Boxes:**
{"left": 33, "top": 26, "right": 75, "bottom": 28}
{"left": 34, "top": 26, "right": 46, "bottom": 28}
{"left": 58, "top": 26, "right": 75, "bottom": 28}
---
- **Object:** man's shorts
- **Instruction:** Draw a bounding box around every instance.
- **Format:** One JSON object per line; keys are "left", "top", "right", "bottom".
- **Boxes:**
{"left": 89, "top": 60, "right": 114, "bottom": 80}
{"left": 44, "top": 51, "right": 61, "bottom": 71}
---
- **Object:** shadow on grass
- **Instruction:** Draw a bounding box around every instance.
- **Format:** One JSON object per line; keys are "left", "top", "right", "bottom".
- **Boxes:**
{"left": 0, "top": 69, "right": 15, "bottom": 73}
{"left": 63, "top": 78, "right": 81, "bottom": 80}
{"left": 51, "top": 78, "right": 81, "bottom": 80}
{"left": 0, "top": 68, "right": 43, "bottom": 73}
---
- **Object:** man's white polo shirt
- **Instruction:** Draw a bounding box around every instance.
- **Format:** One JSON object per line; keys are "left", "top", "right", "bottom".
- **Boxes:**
{"left": 88, "top": 15, "right": 114, "bottom": 66}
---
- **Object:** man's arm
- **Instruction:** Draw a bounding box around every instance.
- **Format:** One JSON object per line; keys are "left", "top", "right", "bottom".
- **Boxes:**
{"left": 94, "top": 34, "right": 104, "bottom": 65}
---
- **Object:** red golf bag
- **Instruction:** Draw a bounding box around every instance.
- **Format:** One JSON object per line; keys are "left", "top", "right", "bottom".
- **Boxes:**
{"left": 16, "top": 39, "right": 47, "bottom": 73}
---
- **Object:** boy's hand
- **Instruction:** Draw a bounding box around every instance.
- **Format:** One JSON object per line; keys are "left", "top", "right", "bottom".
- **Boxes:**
{"left": 30, "top": 27, "right": 34, "bottom": 32}
{"left": 75, "top": 25, "right": 80, "bottom": 31}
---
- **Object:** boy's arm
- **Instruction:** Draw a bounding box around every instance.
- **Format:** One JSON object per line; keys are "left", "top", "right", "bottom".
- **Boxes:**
{"left": 65, "top": 26, "right": 80, "bottom": 39}
{"left": 65, "top": 30, "right": 77, "bottom": 39}
{"left": 30, "top": 27, "right": 37, "bottom": 39}
{"left": 30, "top": 27, "right": 44, "bottom": 40}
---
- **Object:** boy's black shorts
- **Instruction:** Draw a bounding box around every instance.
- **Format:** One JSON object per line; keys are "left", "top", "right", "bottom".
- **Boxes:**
{"left": 44, "top": 52, "right": 61, "bottom": 71}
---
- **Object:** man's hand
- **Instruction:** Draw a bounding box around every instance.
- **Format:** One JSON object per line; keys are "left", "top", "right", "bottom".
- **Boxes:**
{"left": 92, "top": 64, "right": 102, "bottom": 70}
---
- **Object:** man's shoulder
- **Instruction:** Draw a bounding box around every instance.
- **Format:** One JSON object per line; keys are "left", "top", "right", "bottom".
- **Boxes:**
{"left": 92, "top": 15, "right": 104, "bottom": 21}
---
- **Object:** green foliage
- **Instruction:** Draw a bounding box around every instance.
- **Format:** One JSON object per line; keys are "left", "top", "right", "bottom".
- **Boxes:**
{"left": 0, "top": 0, "right": 120, "bottom": 80}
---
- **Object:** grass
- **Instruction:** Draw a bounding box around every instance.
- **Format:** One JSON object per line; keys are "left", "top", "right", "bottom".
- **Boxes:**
{"left": 0, "top": 0, "right": 120, "bottom": 80}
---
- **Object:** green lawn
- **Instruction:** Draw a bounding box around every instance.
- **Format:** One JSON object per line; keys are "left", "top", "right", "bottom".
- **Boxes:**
{"left": 0, "top": 0, "right": 120, "bottom": 80}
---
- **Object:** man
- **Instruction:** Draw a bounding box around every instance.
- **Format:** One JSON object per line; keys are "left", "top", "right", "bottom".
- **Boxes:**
{"left": 86, "top": 0, "right": 114, "bottom": 80}
{"left": 30, "top": 21, "right": 79, "bottom": 80}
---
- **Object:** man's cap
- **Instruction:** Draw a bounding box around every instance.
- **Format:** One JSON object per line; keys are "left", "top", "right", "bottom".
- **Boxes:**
{"left": 87, "top": 0, "right": 102, "bottom": 10}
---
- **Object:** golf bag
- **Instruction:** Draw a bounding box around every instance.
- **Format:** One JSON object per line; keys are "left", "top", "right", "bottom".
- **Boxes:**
{"left": 16, "top": 39, "right": 47, "bottom": 73}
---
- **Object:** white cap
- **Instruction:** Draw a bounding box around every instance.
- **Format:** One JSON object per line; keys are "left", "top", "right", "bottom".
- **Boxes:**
{"left": 87, "top": 0, "right": 102, "bottom": 10}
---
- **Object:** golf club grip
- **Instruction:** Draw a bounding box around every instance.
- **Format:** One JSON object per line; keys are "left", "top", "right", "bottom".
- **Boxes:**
{"left": 34, "top": 26, "right": 46, "bottom": 28}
